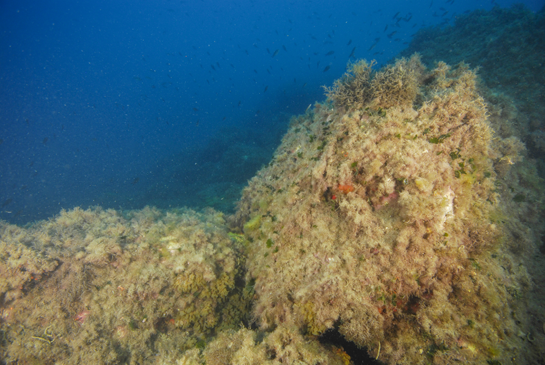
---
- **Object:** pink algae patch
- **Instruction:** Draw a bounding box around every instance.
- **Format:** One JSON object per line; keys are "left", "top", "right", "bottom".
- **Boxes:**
{"left": 375, "top": 192, "right": 399, "bottom": 209}
{"left": 74, "top": 310, "right": 90, "bottom": 325}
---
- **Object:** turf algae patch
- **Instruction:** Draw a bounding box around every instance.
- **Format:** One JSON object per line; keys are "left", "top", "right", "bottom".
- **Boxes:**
{"left": 177, "top": 325, "right": 351, "bottom": 365}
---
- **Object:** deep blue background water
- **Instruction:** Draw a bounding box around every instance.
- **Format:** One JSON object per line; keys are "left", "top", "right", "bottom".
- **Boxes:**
{"left": 1, "top": 0, "right": 543, "bottom": 224}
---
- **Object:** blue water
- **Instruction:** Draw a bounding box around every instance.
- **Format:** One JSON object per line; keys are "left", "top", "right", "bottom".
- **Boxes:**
{"left": 1, "top": 0, "right": 543, "bottom": 224}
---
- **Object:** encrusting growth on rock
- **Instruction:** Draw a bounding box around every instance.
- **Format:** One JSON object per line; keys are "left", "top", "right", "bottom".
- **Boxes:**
{"left": 0, "top": 206, "right": 250, "bottom": 364}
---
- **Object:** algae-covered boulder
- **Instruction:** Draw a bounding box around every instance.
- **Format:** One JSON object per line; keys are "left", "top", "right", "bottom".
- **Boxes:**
{"left": 0, "top": 206, "right": 249, "bottom": 364}
{"left": 234, "top": 56, "right": 545, "bottom": 364}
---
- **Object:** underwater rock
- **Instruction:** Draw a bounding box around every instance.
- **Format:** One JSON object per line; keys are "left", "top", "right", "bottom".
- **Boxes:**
{"left": 234, "top": 56, "right": 545, "bottom": 364}
{"left": 1, "top": 54, "right": 544, "bottom": 365}
{"left": 0, "top": 206, "right": 249, "bottom": 364}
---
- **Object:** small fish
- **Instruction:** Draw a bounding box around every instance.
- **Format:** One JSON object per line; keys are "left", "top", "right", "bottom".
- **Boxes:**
{"left": 1, "top": 198, "right": 12, "bottom": 208}
{"left": 264, "top": 86, "right": 268, "bottom": 92}
{"left": 282, "top": 45, "right": 287, "bottom": 51}
{"left": 392, "top": 11, "right": 400, "bottom": 19}
{"left": 132, "top": 177, "right": 139, "bottom": 185}
{"left": 349, "top": 47, "right": 356, "bottom": 58}
{"left": 211, "top": 64, "right": 216, "bottom": 71}
{"left": 238, "top": 100, "right": 242, "bottom": 106}
{"left": 387, "top": 30, "right": 397, "bottom": 39}
{"left": 43, "top": 137, "right": 48, "bottom": 145}
{"left": 368, "top": 43, "right": 378, "bottom": 51}
{"left": 384, "top": 25, "right": 388, "bottom": 32}
{"left": 347, "top": 39, "right": 352, "bottom": 46}
{"left": 272, "top": 49, "right": 279, "bottom": 57}
{"left": 325, "top": 51, "right": 335, "bottom": 56}
{"left": 323, "top": 65, "right": 331, "bottom": 72}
